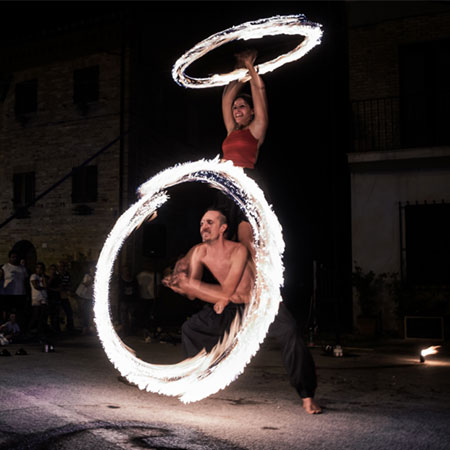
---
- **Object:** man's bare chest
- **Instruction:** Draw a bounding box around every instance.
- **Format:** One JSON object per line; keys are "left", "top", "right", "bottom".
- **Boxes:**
{"left": 202, "top": 254, "right": 233, "bottom": 284}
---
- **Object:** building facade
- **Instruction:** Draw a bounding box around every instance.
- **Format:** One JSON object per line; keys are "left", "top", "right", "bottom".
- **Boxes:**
{"left": 347, "top": 3, "right": 450, "bottom": 336}
{"left": 0, "top": 15, "right": 129, "bottom": 271}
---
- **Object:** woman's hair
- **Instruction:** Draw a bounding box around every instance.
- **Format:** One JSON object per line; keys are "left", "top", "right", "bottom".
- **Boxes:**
{"left": 233, "top": 93, "right": 253, "bottom": 109}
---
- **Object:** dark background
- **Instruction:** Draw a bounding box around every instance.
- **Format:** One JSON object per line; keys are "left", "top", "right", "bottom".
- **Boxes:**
{"left": 2, "top": 1, "right": 352, "bottom": 330}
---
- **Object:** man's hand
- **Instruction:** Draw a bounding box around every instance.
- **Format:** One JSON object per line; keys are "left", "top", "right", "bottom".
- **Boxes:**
{"left": 162, "top": 272, "right": 174, "bottom": 288}
{"left": 163, "top": 271, "right": 196, "bottom": 299}
{"left": 162, "top": 253, "right": 190, "bottom": 288}
{"left": 214, "top": 299, "right": 229, "bottom": 315}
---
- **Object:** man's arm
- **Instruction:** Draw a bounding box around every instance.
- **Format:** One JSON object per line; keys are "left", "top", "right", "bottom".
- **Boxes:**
{"left": 163, "top": 245, "right": 204, "bottom": 300}
{"left": 184, "top": 244, "right": 248, "bottom": 305}
{"left": 167, "top": 244, "right": 248, "bottom": 306}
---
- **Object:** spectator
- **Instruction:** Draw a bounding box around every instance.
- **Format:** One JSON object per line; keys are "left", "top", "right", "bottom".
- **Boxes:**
{"left": 29, "top": 262, "right": 49, "bottom": 336}
{"left": 47, "top": 264, "right": 62, "bottom": 333}
{"left": 118, "top": 265, "right": 140, "bottom": 335}
{"left": 2, "top": 251, "right": 28, "bottom": 330}
{"left": 0, "top": 312, "right": 21, "bottom": 343}
{"left": 76, "top": 263, "right": 95, "bottom": 335}
{"left": 56, "top": 261, "right": 75, "bottom": 333}
{"left": 136, "top": 264, "right": 159, "bottom": 332}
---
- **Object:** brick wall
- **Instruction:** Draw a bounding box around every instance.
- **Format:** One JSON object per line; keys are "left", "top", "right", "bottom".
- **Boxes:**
{"left": 0, "top": 45, "right": 128, "bottom": 268}
{"left": 349, "top": 11, "right": 450, "bottom": 100}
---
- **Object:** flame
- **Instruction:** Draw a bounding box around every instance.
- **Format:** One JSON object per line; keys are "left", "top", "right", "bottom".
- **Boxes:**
{"left": 420, "top": 346, "right": 441, "bottom": 357}
{"left": 172, "top": 15, "right": 323, "bottom": 89}
{"left": 94, "top": 157, "right": 284, "bottom": 403}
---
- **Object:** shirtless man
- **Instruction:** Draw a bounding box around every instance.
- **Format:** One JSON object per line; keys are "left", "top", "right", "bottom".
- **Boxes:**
{"left": 164, "top": 208, "right": 321, "bottom": 414}
{"left": 165, "top": 208, "right": 253, "bottom": 311}
{"left": 163, "top": 208, "right": 252, "bottom": 358}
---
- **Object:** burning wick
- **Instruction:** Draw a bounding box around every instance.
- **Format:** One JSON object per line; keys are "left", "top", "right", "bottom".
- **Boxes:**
{"left": 419, "top": 346, "right": 441, "bottom": 363}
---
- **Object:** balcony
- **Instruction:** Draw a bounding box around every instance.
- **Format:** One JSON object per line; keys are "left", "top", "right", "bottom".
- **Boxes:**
{"left": 350, "top": 92, "right": 450, "bottom": 153}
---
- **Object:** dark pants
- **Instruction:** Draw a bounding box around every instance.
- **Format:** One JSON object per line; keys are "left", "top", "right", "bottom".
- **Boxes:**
{"left": 29, "top": 304, "right": 49, "bottom": 336}
{"left": 60, "top": 297, "right": 74, "bottom": 331}
{"left": 79, "top": 298, "right": 93, "bottom": 329}
{"left": 182, "top": 301, "right": 317, "bottom": 399}
{"left": 48, "top": 296, "right": 61, "bottom": 332}
{"left": 119, "top": 299, "right": 141, "bottom": 333}
{"left": 268, "top": 302, "right": 317, "bottom": 399}
{"left": 182, "top": 303, "right": 244, "bottom": 358}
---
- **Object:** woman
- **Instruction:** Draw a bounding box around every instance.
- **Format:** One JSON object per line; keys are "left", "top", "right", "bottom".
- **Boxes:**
{"left": 220, "top": 49, "right": 268, "bottom": 258}
{"left": 220, "top": 51, "right": 322, "bottom": 414}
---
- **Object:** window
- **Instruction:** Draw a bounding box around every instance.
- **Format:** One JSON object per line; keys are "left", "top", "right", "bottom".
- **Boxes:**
{"left": 73, "top": 66, "right": 99, "bottom": 105}
{"left": 405, "top": 203, "right": 450, "bottom": 285}
{"left": 15, "top": 79, "right": 37, "bottom": 116}
{"left": 71, "top": 165, "right": 97, "bottom": 204}
{"left": 399, "top": 39, "right": 450, "bottom": 147}
{"left": 13, "top": 172, "right": 35, "bottom": 218}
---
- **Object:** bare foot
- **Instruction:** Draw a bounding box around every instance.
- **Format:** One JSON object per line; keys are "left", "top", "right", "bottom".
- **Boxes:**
{"left": 302, "top": 397, "right": 322, "bottom": 414}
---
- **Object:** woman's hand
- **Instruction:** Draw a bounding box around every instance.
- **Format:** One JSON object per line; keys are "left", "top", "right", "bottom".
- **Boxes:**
{"left": 235, "top": 49, "right": 257, "bottom": 69}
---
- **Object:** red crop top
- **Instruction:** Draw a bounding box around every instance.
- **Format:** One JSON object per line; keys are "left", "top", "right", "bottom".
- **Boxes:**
{"left": 222, "top": 128, "right": 258, "bottom": 169}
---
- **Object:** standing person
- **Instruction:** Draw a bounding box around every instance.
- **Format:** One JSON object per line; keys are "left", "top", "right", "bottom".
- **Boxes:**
{"left": 29, "top": 262, "right": 49, "bottom": 336}
{"left": 136, "top": 264, "right": 158, "bottom": 334}
{"left": 220, "top": 52, "right": 321, "bottom": 414}
{"left": 76, "top": 264, "right": 95, "bottom": 335}
{"left": 57, "top": 261, "right": 74, "bottom": 333}
{"left": 47, "top": 264, "right": 62, "bottom": 333}
{"left": 118, "top": 265, "right": 140, "bottom": 335}
{"left": 1, "top": 251, "right": 29, "bottom": 329}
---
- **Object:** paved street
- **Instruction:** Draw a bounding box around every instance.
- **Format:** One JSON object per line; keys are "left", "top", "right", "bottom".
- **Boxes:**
{"left": 0, "top": 332, "right": 449, "bottom": 449}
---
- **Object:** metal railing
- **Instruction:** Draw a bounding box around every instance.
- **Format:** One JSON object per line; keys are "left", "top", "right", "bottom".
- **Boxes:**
{"left": 350, "top": 92, "right": 450, "bottom": 152}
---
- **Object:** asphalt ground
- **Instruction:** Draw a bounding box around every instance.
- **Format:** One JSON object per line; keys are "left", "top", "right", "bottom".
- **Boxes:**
{"left": 0, "top": 332, "right": 449, "bottom": 450}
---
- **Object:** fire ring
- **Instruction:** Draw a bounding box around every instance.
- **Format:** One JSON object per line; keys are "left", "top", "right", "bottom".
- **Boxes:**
{"left": 172, "top": 14, "right": 323, "bottom": 89}
{"left": 94, "top": 157, "right": 284, "bottom": 402}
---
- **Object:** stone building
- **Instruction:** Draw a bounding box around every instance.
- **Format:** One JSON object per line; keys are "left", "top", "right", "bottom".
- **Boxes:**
{"left": 347, "top": 3, "right": 450, "bottom": 336}
{"left": 0, "top": 13, "right": 129, "bottom": 272}
{"left": 0, "top": 9, "right": 215, "bottom": 329}
{"left": 8, "top": 4, "right": 449, "bottom": 337}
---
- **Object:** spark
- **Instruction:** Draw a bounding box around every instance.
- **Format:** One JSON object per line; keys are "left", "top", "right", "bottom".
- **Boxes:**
{"left": 94, "top": 157, "right": 284, "bottom": 403}
{"left": 172, "top": 15, "right": 323, "bottom": 89}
